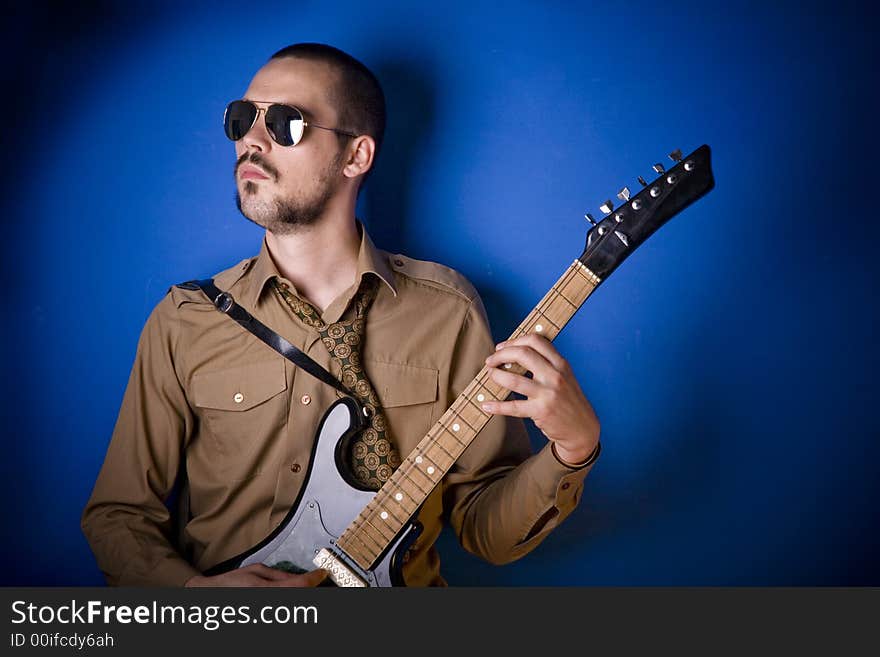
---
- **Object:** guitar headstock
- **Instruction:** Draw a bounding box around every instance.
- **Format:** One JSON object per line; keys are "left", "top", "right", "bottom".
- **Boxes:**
{"left": 580, "top": 144, "right": 714, "bottom": 280}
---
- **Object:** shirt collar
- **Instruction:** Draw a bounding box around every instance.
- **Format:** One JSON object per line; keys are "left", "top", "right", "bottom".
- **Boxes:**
{"left": 246, "top": 220, "right": 398, "bottom": 310}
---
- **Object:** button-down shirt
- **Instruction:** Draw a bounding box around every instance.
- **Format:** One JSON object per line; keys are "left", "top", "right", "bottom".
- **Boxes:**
{"left": 81, "top": 224, "right": 595, "bottom": 586}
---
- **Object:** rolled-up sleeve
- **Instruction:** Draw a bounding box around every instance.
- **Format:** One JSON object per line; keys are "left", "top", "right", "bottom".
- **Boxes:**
{"left": 442, "top": 295, "right": 595, "bottom": 565}
{"left": 81, "top": 293, "right": 200, "bottom": 586}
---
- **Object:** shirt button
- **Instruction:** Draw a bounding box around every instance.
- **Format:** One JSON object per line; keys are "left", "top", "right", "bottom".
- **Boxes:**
{"left": 290, "top": 463, "right": 302, "bottom": 473}
{"left": 561, "top": 482, "right": 571, "bottom": 491}
{"left": 301, "top": 394, "right": 311, "bottom": 405}
{"left": 233, "top": 392, "right": 244, "bottom": 404}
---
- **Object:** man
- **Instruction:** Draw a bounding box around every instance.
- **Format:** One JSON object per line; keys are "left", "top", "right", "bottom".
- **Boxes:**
{"left": 82, "top": 43, "right": 601, "bottom": 587}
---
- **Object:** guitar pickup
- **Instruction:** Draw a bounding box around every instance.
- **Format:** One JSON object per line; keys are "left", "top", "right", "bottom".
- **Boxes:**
{"left": 313, "top": 548, "right": 368, "bottom": 587}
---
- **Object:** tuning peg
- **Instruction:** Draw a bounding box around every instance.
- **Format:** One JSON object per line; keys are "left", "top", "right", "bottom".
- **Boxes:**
{"left": 599, "top": 200, "right": 614, "bottom": 215}
{"left": 652, "top": 163, "right": 665, "bottom": 175}
{"left": 669, "top": 148, "right": 683, "bottom": 163}
{"left": 617, "top": 187, "right": 631, "bottom": 202}
{"left": 637, "top": 175, "right": 648, "bottom": 187}
{"left": 584, "top": 212, "right": 597, "bottom": 226}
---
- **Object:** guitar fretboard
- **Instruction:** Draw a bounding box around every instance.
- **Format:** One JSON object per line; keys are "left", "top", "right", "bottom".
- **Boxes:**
{"left": 336, "top": 260, "right": 601, "bottom": 570}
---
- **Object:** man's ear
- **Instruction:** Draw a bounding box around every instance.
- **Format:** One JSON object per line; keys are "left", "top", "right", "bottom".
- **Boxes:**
{"left": 342, "top": 135, "right": 376, "bottom": 179}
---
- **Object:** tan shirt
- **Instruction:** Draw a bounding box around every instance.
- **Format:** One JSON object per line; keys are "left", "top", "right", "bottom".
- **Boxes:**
{"left": 81, "top": 226, "right": 594, "bottom": 586}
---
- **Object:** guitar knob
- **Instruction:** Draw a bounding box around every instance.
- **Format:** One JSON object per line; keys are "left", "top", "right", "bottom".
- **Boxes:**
{"left": 652, "top": 163, "right": 665, "bottom": 175}
{"left": 637, "top": 175, "right": 648, "bottom": 187}
{"left": 599, "top": 200, "right": 614, "bottom": 214}
{"left": 617, "top": 187, "right": 631, "bottom": 202}
{"left": 669, "top": 148, "right": 683, "bottom": 162}
{"left": 584, "top": 212, "right": 597, "bottom": 226}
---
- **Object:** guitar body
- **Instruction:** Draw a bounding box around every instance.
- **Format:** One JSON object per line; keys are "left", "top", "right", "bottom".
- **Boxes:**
{"left": 205, "top": 396, "right": 422, "bottom": 586}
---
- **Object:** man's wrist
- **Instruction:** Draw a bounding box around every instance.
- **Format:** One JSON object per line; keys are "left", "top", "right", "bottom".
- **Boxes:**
{"left": 551, "top": 439, "right": 601, "bottom": 469}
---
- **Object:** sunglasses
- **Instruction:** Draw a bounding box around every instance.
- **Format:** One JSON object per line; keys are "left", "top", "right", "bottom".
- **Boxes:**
{"left": 223, "top": 99, "right": 358, "bottom": 147}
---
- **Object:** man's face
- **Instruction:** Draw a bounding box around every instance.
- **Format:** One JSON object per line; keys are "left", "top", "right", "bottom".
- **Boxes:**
{"left": 233, "top": 57, "right": 348, "bottom": 234}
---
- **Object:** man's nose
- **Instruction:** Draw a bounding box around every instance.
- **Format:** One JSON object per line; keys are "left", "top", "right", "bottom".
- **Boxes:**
{"left": 241, "top": 109, "right": 273, "bottom": 152}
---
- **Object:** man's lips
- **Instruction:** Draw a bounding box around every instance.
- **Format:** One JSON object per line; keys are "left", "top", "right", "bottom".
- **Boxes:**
{"left": 239, "top": 165, "right": 270, "bottom": 180}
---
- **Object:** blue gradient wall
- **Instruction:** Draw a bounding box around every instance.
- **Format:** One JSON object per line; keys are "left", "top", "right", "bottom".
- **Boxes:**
{"left": 2, "top": 0, "right": 876, "bottom": 585}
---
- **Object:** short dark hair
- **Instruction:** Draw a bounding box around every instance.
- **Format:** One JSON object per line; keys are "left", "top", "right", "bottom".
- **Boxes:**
{"left": 270, "top": 43, "right": 386, "bottom": 175}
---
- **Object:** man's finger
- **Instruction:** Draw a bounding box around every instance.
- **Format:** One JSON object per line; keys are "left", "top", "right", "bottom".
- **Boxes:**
{"left": 498, "top": 334, "right": 567, "bottom": 372}
{"left": 487, "top": 368, "right": 539, "bottom": 398}
{"left": 272, "top": 568, "right": 329, "bottom": 588}
{"left": 301, "top": 568, "right": 330, "bottom": 586}
{"left": 481, "top": 397, "right": 533, "bottom": 418}
{"left": 486, "top": 345, "right": 554, "bottom": 383}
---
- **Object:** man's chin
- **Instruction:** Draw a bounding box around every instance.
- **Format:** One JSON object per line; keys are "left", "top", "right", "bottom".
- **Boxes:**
{"left": 236, "top": 190, "right": 270, "bottom": 222}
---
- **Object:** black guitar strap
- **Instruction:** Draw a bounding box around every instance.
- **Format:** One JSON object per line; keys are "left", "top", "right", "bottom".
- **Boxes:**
{"left": 177, "top": 278, "right": 354, "bottom": 400}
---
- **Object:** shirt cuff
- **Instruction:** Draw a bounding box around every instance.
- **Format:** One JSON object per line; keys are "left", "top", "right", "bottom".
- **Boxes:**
{"left": 551, "top": 439, "right": 601, "bottom": 470}
{"left": 527, "top": 444, "right": 593, "bottom": 508}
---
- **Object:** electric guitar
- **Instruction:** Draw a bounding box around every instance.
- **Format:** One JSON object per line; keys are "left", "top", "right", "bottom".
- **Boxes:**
{"left": 206, "top": 144, "right": 716, "bottom": 586}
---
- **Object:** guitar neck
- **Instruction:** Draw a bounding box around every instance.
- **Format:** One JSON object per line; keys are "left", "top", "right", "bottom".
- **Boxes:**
{"left": 336, "top": 259, "right": 602, "bottom": 570}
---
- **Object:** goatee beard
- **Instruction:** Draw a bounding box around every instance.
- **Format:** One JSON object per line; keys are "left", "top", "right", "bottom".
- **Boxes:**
{"left": 235, "top": 151, "right": 343, "bottom": 235}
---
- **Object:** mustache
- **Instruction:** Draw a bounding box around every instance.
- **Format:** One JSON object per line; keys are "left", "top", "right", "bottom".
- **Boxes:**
{"left": 235, "top": 153, "right": 279, "bottom": 180}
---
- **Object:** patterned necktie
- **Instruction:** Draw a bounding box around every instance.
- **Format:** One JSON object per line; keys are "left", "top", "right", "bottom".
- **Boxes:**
{"left": 273, "top": 275, "right": 401, "bottom": 490}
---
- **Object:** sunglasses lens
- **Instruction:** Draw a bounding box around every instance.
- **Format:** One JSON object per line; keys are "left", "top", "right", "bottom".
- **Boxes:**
{"left": 265, "top": 104, "right": 305, "bottom": 146}
{"left": 224, "top": 100, "right": 258, "bottom": 141}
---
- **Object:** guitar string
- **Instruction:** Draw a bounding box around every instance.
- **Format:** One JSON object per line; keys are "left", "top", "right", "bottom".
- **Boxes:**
{"left": 336, "top": 262, "right": 596, "bottom": 569}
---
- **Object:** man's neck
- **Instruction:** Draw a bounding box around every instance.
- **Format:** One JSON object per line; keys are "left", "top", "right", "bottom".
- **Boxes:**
{"left": 265, "top": 212, "right": 361, "bottom": 313}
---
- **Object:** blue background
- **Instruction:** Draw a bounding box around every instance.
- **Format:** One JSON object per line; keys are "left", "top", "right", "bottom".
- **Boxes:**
{"left": 2, "top": 0, "right": 876, "bottom": 586}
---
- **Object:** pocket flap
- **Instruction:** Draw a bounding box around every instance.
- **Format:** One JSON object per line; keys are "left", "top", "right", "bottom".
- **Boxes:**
{"left": 366, "top": 360, "right": 438, "bottom": 408}
{"left": 192, "top": 359, "right": 287, "bottom": 411}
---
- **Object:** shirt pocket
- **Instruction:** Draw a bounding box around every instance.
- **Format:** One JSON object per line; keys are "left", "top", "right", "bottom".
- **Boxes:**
{"left": 191, "top": 359, "right": 289, "bottom": 478}
{"left": 366, "top": 360, "right": 438, "bottom": 453}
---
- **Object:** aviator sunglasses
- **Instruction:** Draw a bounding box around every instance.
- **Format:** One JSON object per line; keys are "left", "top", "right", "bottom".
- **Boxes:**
{"left": 223, "top": 99, "right": 358, "bottom": 147}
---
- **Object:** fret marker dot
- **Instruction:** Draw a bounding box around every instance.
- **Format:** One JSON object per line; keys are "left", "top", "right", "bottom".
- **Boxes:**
{"left": 427, "top": 466, "right": 435, "bottom": 475}
{"left": 380, "top": 511, "right": 388, "bottom": 520}
{"left": 535, "top": 324, "right": 543, "bottom": 333}
{"left": 395, "top": 493, "right": 403, "bottom": 501}
{"left": 415, "top": 456, "right": 423, "bottom": 464}
{"left": 477, "top": 394, "right": 485, "bottom": 402}
{"left": 452, "top": 423, "right": 460, "bottom": 432}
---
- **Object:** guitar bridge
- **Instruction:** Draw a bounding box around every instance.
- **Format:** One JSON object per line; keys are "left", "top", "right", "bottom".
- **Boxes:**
{"left": 313, "top": 548, "right": 368, "bottom": 587}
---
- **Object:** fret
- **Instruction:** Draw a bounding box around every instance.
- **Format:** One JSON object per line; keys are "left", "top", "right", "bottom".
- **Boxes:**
{"left": 423, "top": 442, "right": 455, "bottom": 470}
{"left": 525, "top": 310, "right": 561, "bottom": 336}
{"left": 374, "top": 497, "right": 407, "bottom": 525}
{"left": 441, "top": 403, "right": 474, "bottom": 428}
{"left": 364, "top": 516, "right": 395, "bottom": 543}
{"left": 411, "top": 454, "right": 444, "bottom": 485}
{"left": 551, "top": 284, "right": 579, "bottom": 307}
{"left": 469, "top": 380, "right": 500, "bottom": 406}
{"left": 402, "top": 461, "right": 436, "bottom": 489}
{"left": 411, "top": 448, "right": 443, "bottom": 472}
{"left": 454, "top": 399, "right": 488, "bottom": 430}
{"left": 337, "top": 261, "right": 603, "bottom": 571}
{"left": 360, "top": 498, "right": 392, "bottom": 536}
{"left": 437, "top": 413, "right": 473, "bottom": 444}
{"left": 429, "top": 434, "right": 458, "bottom": 460}
{"left": 383, "top": 487, "right": 417, "bottom": 517}
{"left": 476, "top": 369, "right": 508, "bottom": 399}
{"left": 533, "top": 293, "right": 574, "bottom": 331}
{"left": 346, "top": 528, "right": 380, "bottom": 559}
{"left": 389, "top": 471, "right": 424, "bottom": 501}
{"left": 365, "top": 501, "right": 401, "bottom": 533}
{"left": 397, "top": 464, "right": 430, "bottom": 495}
